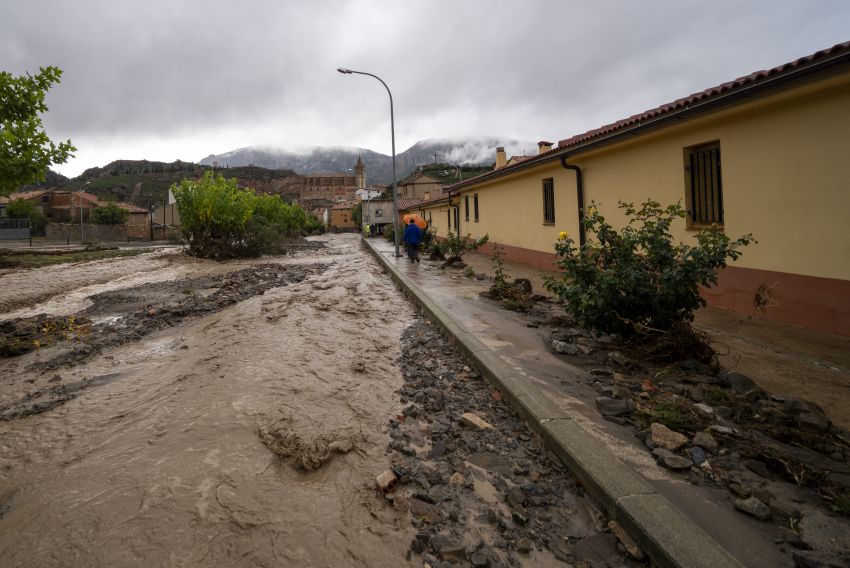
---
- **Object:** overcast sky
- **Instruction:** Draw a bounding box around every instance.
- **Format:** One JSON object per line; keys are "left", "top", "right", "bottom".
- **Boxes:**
{"left": 3, "top": 0, "right": 849, "bottom": 177}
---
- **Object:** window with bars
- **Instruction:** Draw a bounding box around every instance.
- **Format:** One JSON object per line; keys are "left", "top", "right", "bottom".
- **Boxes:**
{"left": 473, "top": 193, "right": 479, "bottom": 222}
{"left": 685, "top": 142, "right": 724, "bottom": 226}
{"left": 542, "top": 178, "right": 555, "bottom": 224}
{"left": 464, "top": 195, "right": 470, "bottom": 221}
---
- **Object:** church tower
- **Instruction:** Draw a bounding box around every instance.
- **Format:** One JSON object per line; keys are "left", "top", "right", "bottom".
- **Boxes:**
{"left": 354, "top": 155, "right": 366, "bottom": 188}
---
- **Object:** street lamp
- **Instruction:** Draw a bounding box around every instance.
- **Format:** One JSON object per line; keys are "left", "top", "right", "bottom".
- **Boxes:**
{"left": 337, "top": 67, "right": 400, "bottom": 257}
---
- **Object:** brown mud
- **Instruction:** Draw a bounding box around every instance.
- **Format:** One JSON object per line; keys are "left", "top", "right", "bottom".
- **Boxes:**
{"left": 0, "top": 235, "right": 417, "bottom": 567}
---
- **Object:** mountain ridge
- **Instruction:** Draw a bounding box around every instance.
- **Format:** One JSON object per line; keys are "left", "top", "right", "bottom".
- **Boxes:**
{"left": 199, "top": 137, "right": 536, "bottom": 185}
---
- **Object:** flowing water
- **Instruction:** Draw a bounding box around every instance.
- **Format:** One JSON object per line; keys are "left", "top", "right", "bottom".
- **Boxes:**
{"left": 0, "top": 235, "right": 415, "bottom": 567}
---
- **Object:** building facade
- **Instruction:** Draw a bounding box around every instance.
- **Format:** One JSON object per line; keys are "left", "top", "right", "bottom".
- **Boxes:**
{"left": 410, "top": 42, "right": 850, "bottom": 335}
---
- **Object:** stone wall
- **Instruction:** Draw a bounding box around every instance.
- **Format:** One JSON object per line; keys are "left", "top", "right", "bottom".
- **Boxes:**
{"left": 46, "top": 223, "right": 180, "bottom": 243}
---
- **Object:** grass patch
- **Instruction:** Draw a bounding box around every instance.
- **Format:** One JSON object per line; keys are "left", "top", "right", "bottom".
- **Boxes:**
{"left": 0, "top": 248, "right": 148, "bottom": 269}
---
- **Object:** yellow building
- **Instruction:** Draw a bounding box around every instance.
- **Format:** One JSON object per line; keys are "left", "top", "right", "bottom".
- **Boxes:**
{"left": 329, "top": 203, "right": 356, "bottom": 231}
{"left": 409, "top": 41, "right": 850, "bottom": 335}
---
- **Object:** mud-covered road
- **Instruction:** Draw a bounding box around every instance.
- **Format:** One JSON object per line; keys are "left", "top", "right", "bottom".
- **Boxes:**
{"left": 0, "top": 235, "right": 415, "bottom": 567}
{"left": 0, "top": 235, "right": 630, "bottom": 568}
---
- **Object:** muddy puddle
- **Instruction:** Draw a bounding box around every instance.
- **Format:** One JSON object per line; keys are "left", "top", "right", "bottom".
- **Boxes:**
{"left": 0, "top": 235, "right": 416, "bottom": 567}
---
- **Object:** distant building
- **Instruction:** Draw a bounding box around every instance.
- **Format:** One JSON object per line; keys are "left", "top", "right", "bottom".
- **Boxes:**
{"left": 329, "top": 203, "right": 356, "bottom": 230}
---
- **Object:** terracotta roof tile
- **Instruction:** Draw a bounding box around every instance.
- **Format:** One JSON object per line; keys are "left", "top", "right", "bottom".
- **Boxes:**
{"left": 446, "top": 40, "right": 850, "bottom": 192}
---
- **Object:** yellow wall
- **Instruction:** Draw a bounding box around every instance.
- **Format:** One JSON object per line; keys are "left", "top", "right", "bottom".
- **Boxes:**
{"left": 432, "top": 72, "right": 850, "bottom": 281}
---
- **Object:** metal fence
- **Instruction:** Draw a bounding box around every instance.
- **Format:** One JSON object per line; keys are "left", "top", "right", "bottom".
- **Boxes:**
{"left": 0, "top": 218, "right": 30, "bottom": 240}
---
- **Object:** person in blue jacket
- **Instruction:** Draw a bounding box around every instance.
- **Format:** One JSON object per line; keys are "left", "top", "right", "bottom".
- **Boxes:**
{"left": 403, "top": 218, "right": 422, "bottom": 263}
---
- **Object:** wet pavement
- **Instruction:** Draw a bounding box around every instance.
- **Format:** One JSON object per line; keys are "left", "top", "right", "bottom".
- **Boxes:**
{"left": 365, "top": 236, "right": 796, "bottom": 567}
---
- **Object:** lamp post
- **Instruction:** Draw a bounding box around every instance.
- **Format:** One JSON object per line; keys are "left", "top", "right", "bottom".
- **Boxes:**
{"left": 337, "top": 67, "right": 400, "bottom": 257}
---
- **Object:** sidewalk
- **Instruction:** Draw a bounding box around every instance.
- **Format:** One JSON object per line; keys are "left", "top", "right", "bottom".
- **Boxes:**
{"left": 365, "top": 237, "right": 792, "bottom": 568}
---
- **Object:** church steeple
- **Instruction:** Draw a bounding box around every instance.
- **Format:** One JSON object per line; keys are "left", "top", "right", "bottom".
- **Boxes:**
{"left": 354, "top": 154, "right": 366, "bottom": 188}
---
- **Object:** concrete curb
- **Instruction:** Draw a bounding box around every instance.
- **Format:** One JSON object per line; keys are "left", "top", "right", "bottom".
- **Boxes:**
{"left": 363, "top": 238, "right": 743, "bottom": 568}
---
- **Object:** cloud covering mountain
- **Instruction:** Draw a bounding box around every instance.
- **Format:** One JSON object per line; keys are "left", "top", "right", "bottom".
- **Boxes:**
{"left": 199, "top": 137, "right": 535, "bottom": 185}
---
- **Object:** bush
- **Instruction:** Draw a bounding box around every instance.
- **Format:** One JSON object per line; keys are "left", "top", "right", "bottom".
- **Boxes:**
{"left": 437, "top": 231, "right": 489, "bottom": 264}
{"left": 383, "top": 223, "right": 402, "bottom": 243}
{"left": 544, "top": 200, "right": 754, "bottom": 338}
{"left": 91, "top": 202, "right": 129, "bottom": 225}
{"left": 171, "top": 172, "right": 314, "bottom": 259}
{"left": 5, "top": 198, "right": 47, "bottom": 235}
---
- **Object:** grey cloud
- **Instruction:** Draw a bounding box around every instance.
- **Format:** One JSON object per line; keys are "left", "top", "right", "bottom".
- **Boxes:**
{"left": 2, "top": 0, "right": 848, "bottom": 173}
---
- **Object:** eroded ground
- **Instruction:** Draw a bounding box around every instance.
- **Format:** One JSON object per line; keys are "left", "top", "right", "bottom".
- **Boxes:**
{"left": 0, "top": 235, "right": 414, "bottom": 567}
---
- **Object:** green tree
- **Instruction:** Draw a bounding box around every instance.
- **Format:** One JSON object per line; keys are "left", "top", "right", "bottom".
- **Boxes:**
{"left": 171, "top": 172, "right": 318, "bottom": 259}
{"left": 91, "top": 202, "right": 129, "bottom": 225}
{"left": 0, "top": 66, "right": 76, "bottom": 195}
{"left": 5, "top": 198, "right": 47, "bottom": 234}
{"left": 352, "top": 202, "right": 362, "bottom": 226}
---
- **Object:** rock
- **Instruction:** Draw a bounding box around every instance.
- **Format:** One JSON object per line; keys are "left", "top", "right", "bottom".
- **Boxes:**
{"left": 779, "top": 528, "right": 804, "bottom": 548}
{"left": 573, "top": 534, "right": 620, "bottom": 566}
{"left": 506, "top": 487, "right": 527, "bottom": 509}
{"left": 723, "top": 371, "right": 764, "bottom": 396}
{"left": 595, "top": 397, "right": 632, "bottom": 416}
{"left": 650, "top": 423, "right": 689, "bottom": 452}
{"left": 429, "top": 442, "right": 448, "bottom": 459}
{"left": 431, "top": 534, "right": 466, "bottom": 562}
{"left": 469, "top": 552, "right": 490, "bottom": 567}
{"left": 709, "top": 424, "right": 736, "bottom": 436}
{"left": 466, "top": 452, "right": 514, "bottom": 475}
{"left": 461, "top": 412, "right": 494, "bottom": 430}
{"left": 608, "top": 351, "right": 629, "bottom": 366}
{"left": 608, "top": 520, "right": 646, "bottom": 561}
{"left": 728, "top": 482, "right": 751, "bottom": 498}
{"left": 796, "top": 409, "right": 831, "bottom": 432}
{"left": 798, "top": 510, "right": 850, "bottom": 557}
{"left": 693, "top": 403, "right": 714, "bottom": 416}
{"left": 791, "top": 549, "right": 849, "bottom": 568}
{"left": 652, "top": 448, "right": 693, "bottom": 470}
{"left": 409, "top": 498, "right": 440, "bottom": 523}
{"left": 692, "top": 431, "right": 719, "bottom": 451}
{"left": 734, "top": 497, "right": 771, "bottom": 521}
{"left": 376, "top": 469, "right": 399, "bottom": 493}
{"left": 686, "top": 446, "right": 707, "bottom": 465}
{"left": 744, "top": 459, "right": 772, "bottom": 479}
{"left": 552, "top": 340, "right": 579, "bottom": 355}
{"left": 511, "top": 511, "right": 529, "bottom": 525}
{"left": 448, "top": 472, "right": 465, "bottom": 486}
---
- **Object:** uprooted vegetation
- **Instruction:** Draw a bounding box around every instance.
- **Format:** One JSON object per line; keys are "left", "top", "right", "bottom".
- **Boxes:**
{"left": 257, "top": 415, "right": 365, "bottom": 471}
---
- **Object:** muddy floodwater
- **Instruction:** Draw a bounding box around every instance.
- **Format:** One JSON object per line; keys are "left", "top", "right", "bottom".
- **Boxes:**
{"left": 0, "top": 235, "right": 415, "bottom": 567}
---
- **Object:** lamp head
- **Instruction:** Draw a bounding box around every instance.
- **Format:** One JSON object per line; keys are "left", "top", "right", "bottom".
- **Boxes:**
{"left": 337, "top": 68, "right": 352, "bottom": 74}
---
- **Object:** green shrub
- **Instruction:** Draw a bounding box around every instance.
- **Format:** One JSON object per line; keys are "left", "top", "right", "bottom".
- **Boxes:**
{"left": 438, "top": 231, "right": 489, "bottom": 264}
{"left": 91, "top": 202, "right": 129, "bottom": 225}
{"left": 6, "top": 198, "right": 47, "bottom": 235}
{"left": 171, "top": 172, "right": 314, "bottom": 259}
{"left": 544, "top": 200, "right": 754, "bottom": 338}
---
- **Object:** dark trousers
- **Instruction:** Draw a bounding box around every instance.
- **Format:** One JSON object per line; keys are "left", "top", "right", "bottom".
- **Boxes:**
{"left": 406, "top": 242, "right": 419, "bottom": 261}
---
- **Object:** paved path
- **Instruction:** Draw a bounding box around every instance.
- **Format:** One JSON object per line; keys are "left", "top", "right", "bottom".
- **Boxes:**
{"left": 365, "top": 237, "right": 791, "bottom": 568}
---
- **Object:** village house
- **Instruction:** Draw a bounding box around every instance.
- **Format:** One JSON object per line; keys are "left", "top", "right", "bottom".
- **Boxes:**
{"left": 329, "top": 203, "right": 356, "bottom": 231}
{"left": 7, "top": 189, "right": 148, "bottom": 224}
{"left": 408, "top": 41, "right": 850, "bottom": 336}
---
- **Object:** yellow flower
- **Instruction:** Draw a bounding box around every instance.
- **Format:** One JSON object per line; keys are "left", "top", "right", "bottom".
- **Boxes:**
{"left": 558, "top": 231, "right": 568, "bottom": 240}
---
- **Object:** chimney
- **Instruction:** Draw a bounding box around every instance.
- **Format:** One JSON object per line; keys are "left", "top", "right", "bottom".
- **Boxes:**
{"left": 495, "top": 146, "right": 507, "bottom": 169}
{"left": 537, "top": 140, "right": 554, "bottom": 155}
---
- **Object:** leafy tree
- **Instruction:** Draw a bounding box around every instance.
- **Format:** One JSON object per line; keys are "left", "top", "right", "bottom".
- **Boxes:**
{"left": 5, "top": 198, "right": 47, "bottom": 234}
{"left": 91, "top": 202, "right": 129, "bottom": 225}
{"left": 352, "top": 202, "right": 362, "bottom": 226}
{"left": 171, "top": 171, "right": 317, "bottom": 259}
{"left": 0, "top": 66, "right": 76, "bottom": 195}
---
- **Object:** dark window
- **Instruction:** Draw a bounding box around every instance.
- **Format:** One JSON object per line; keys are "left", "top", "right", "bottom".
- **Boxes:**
{"left": 686, "top": 142, "right": 723, "bottom": 225}
{"left": 542, "top": 178, "right": 555, "bottom": 224}
{"left": 464, "top": 195, "right": 470, "bottom": 221}
{"left": 447, "top": 210, "right": 451, "bottom": 229}
{"left": 474, "top": 194, "right": 479, "bottom": 222}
